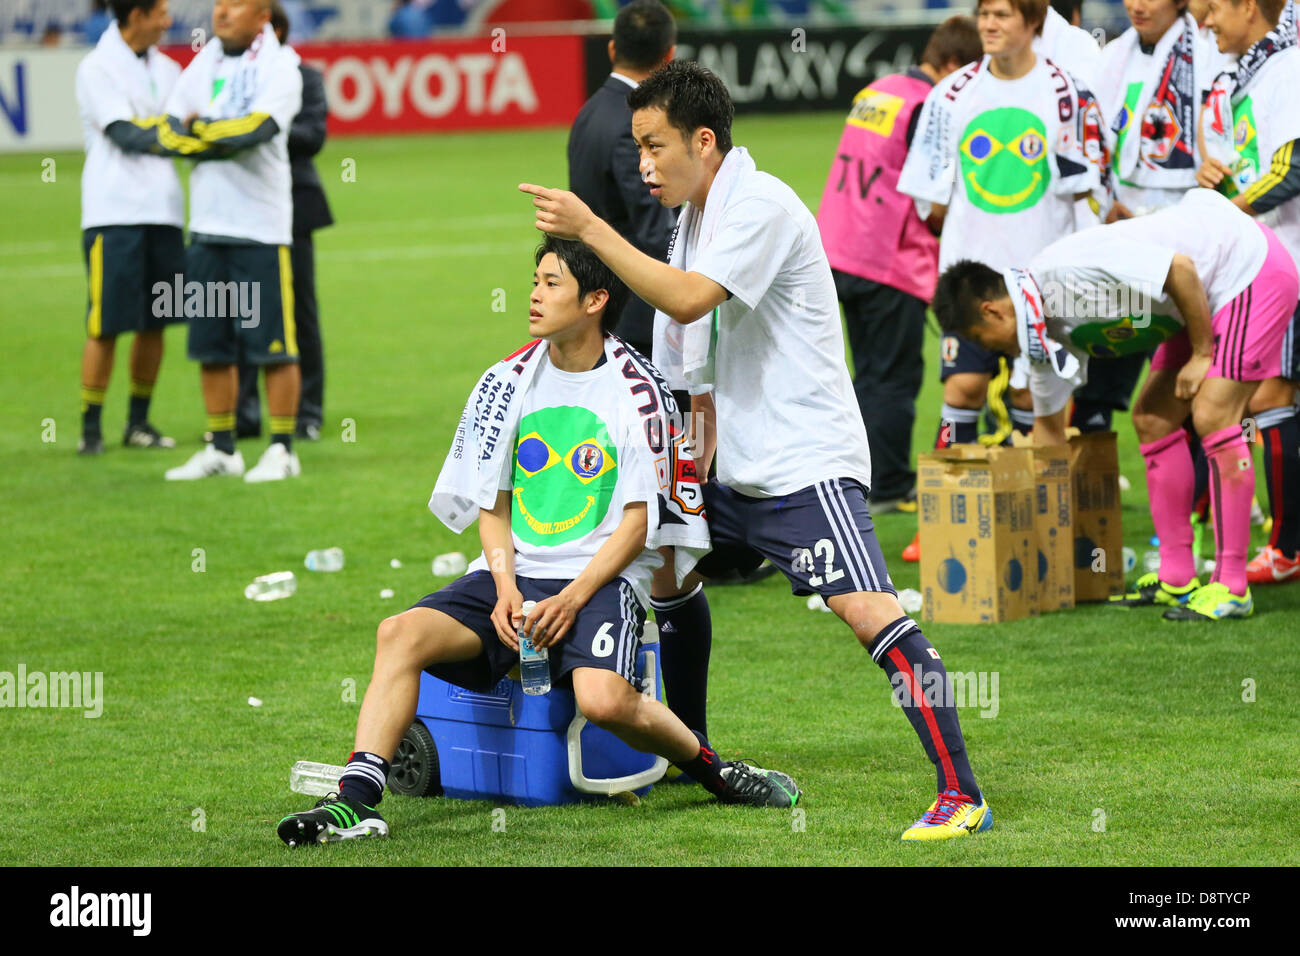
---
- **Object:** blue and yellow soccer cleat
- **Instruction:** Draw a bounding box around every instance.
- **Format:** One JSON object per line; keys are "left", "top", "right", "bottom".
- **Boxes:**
{"left": 1108, "top": 572, "right": 1200, "bottom": 608}
{"left": 1162, "top": 582, "right": 1253, "bottom": 621}
{"left": 901, "top": 789, "right": 993, "bottom": 841}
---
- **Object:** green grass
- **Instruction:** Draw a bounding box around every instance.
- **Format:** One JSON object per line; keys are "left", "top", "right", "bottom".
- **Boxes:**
{"left": 1, "top": 114, "right": 1296, "bottom": 866}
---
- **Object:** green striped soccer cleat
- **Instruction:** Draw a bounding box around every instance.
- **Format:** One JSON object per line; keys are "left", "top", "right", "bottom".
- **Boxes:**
{"left": 277, "top": 793, "right": 388, "bottom": 847}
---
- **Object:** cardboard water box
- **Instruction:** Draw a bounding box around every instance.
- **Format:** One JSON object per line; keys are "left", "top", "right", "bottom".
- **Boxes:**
{"left": 917, "top": 445, "right": 1038, "bottom": 623}
{"left": 1069, "top": 431, "right": 1124, "bottom": 601}
{"left": 1011, "top": 435, "right": 1075, "bottom": 613}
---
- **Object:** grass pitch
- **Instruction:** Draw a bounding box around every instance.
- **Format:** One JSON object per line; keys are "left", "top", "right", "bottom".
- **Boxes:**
{"left": 1, "top": 114, "right": 1296, "bottom": 866}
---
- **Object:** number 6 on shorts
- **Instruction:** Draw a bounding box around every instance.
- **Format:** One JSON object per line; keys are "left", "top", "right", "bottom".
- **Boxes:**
{"left": 591, "top": 621, "right": 616, "bottom": 658}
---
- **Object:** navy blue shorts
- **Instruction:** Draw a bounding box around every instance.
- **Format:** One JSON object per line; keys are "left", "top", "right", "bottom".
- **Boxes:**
{"left": 82, "top": 225, "right": 185, "bottom": 339}
{"left": 696, "top": 478, "right": 897, "bottom": 598}
{"left": 940, "top": 332, "right": 1002, "bottom": 380}
{"left": 185, "top": 240, "right": 297, "bottom": 366}
{"left": 412, "top": 571, "right": 644, "bottom": 693}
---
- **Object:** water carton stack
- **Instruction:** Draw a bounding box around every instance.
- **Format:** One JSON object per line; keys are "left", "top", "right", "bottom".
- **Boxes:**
{"left": 917, "top": 445, "right": 1038, "bottom": 623}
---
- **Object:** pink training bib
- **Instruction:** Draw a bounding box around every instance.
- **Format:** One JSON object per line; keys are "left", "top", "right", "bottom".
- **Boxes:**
{"left": 817, "top": 72, "right": 937, "bottom": 303}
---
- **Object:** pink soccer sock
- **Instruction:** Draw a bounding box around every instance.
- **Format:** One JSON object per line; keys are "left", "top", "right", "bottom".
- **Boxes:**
{"left": 1140, "top": 430, "right": 1197, "bottom": 587}
{"left": 1202, "top": 425, "right": 1254, "bottom": 596}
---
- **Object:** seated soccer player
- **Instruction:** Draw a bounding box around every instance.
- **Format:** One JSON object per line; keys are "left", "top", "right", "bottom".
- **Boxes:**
{"left": 933, "top": 188, "right": 1300, "bottom": 621}
{"left": 276, "top": 237, "right": 800, "bottom": 846}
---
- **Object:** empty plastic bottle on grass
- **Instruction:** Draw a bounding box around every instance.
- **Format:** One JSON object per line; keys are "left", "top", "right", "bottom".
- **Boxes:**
{"left": 897, "top": 588, "right": 923, "bottom": 615}
{"left": 518, "top": 600, "right": 550, "bottom": 696}
{"left": 245, "top": 571, "right": 297, "bottom": 602}
{"left": 305, "top": 547, "right": 344, "bottom": 572}
{"left": 1143, "top": 550, "right": 1161, "bottom": 574}
{"left": 290, "top": 761, "right": 347, "bottom": 797}
{"left": 1122, "top": 547, "right": 1137, "bottom": 573}
{"left": 432, "top": 552, "right": 468, "bottom": 577}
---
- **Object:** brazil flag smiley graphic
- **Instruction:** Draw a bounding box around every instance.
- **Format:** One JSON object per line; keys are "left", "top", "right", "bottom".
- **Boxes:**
{"left": 512, "top": 406, "right": 619, "bottom": 547}
{"left": 960, "top": 106, "right": 1049, "bottom": 214}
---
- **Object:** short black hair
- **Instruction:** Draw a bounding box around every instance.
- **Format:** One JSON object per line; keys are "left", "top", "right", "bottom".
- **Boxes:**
{"left": 535, "top": 236, "right": 628, "bottom": 335}
{"left": 1049, "top": 0, "right": 1084, "bottom": 23}
{"left": 270, "top": 1, "right": 290, "bottom": 42}
{"left": 612, "top": 0, "right": 676, "bottom": 72}
{"left": 627, "top": 60, "right": 733, "bottom": 155}
{"left": 109, "top": 0, "right": 162, "bottom": 25}
{"left": 933, "top": 259, "right": 1008, "bottom": 337}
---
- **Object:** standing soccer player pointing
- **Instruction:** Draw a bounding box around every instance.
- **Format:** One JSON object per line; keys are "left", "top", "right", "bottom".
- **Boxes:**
{"left": 521, "top": 61, "right": 993, "bottom": 841}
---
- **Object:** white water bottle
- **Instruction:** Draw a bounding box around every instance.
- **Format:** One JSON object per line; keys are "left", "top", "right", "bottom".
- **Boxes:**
{"left": 289, "top": 760, "right": 346, "bottom": 796}
{"left": 305, "top": 547, "right": 345, "bottom": 572}
{"left": 245, "top": 571, "right": 297, "bottom": 602}
{"left": 518, "top": 600, "right": 550, "bottom": 696}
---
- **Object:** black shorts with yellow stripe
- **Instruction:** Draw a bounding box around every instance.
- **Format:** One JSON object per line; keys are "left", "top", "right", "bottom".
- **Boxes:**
{"left": 184, "top": 240, "right": 297, "bottom": 366}
{"left": 81, "top": 225, "right": 185, "bottom": 340}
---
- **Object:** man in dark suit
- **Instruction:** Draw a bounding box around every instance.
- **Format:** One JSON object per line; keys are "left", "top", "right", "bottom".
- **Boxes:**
{"left": 566, "top": 0, "right": 676, "bottom": 357}
{"left": 237, "top": 2, "right": 334, "bottom": 441}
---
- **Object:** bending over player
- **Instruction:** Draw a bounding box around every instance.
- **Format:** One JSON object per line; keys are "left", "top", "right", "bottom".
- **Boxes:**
{"left": 277, "top": 237, "right": 798, "bottom": 846}
{"left": 933, "top": 188, "right": 1299, "bottom": 621}
{"left": 522, "top": 61, "right": 993, "bottom": 841}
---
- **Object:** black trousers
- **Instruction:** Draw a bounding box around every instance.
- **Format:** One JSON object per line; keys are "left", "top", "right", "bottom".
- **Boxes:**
{"left": 237, "top": 233, "right": 323, "bottom": 434}
{"left": 834, "top": 270, "right": 926, "bottom": 501}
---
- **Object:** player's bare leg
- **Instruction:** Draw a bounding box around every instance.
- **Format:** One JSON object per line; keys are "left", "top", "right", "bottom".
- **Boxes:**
{"left": 278, "top": 607, "right": 481, "bottom": 846}
{"left": 571, "top": 665, "right": 799, "bottom": 806}
{"left": 571, "top": 666, "right": 698, "bottom": 760}
{"left": 354, "top": 607, "right": 482, "bottom": 759}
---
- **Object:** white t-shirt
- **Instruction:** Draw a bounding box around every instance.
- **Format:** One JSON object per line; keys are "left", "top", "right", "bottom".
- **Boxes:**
{"left": 899, "top": 55, "right": 1101, "bottom": 273}
{"left": 466, "top": 355, "right": 663, "bottom": 607}
{"left": 165, "top": 31, "right": 301, "bottom": 245}
{"left": 1220, "top": 46, "right": 1300, "bottom": 273}
{"left": 76, "top": 23, "right": 183, "bottom": 230}
{"left": 1025, "top": 188, "right": 1268, "bottom": 413}
{"left": 685, "top": 169, "right": 873, "bottom": 498}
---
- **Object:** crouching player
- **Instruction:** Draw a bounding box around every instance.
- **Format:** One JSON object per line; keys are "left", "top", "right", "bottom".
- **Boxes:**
{"left": 933, "top": 188, "right": 1300, "bottom": 621}
{"left": 276, "top": 237, "right": 799, "bottom": 846}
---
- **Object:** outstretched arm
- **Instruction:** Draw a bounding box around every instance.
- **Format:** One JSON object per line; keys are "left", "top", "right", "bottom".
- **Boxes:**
{"left": 519, "top": 183, "right": 727, "bottom": 324}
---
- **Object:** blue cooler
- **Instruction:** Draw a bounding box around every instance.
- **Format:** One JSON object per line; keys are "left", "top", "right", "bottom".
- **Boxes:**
{"left": 396, "top": 625, "right": 667, "bottom": 806}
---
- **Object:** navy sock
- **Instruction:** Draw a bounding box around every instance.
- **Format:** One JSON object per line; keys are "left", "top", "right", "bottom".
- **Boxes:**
{"left": 81, "top": 386, "right": 105, "bottom": 438}
{"left": 673, "top": 730, "right": 727, "bottom": 797}
{"left": 868, "top": 616, "right": 981, "bottom": 802}
{"left": 651, "top": 584, "right": 711, "bottom": 737}
{"left": 1260, "top": 408, "right": 1300, "bottom": 557}
{"left": 339, "top": 751, "right": 390, "bottom": 807}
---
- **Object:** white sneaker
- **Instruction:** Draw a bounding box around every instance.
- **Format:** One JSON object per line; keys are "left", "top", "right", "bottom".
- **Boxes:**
{"left": 244, "top": 443, "right": 301, "bottom": 483}
{"left": 165, "top": 444, "right": 245, "bottom": 481}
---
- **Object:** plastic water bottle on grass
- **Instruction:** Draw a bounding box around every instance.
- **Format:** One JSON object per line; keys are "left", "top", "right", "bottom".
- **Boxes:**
{"left": 305, "top": 548, "right": 344, "bottom": 572}
{"left": 518, "top": 600, "right": 550, "bottom": 696}
{"left": 245, "top": 571, "right": 296, "bottom": 602}
{"left": 290, "top": 761, "right": 346, "bottom": 797}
